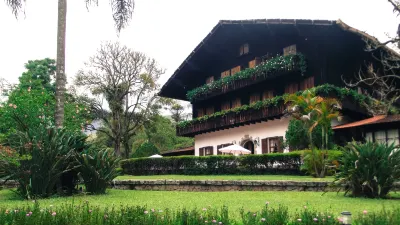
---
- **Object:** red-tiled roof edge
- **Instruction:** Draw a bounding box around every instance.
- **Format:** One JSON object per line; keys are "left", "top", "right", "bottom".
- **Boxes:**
{"left": 333, "top": 115, "right": 400, "bottom": 130}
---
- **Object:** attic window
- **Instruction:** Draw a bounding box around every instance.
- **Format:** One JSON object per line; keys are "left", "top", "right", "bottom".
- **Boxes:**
{"left": 239, "top": 43, "right": 249, "bottom": 56}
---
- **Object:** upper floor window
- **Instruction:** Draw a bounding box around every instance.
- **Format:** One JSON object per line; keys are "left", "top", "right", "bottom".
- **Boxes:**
{"left": 283, "top": 44, "right": 296, "bottom": 56}
{"left": 249, "top": 57, "right": 261, "bottom": 68}
{"left": 231, "top": 66, "right": 241, "bottom": 76}
{"left": 221, "top": 70, "right": 230, "bottom": 78}
{"left": 285, "top": 83, "right": 299, "bottom": 94}
{"left": 221, "top": 101, "right": 231, "bottom": 111}
{"left": 250, "top": 93, "right": 260, "bottom": 104}
{"left": 299, "top": 76, "right": 314, "bottom": 91}
{"left": 206, "top": 106, "right": 214, "bottom": 115}
{"left": 232, "top": 98, "right": 241, "bottom": 108}
{"left": 263, "top": 90, "right": 274, "bottom": 100}
{"left": 206, "top": 76, "right": 214, "bottom": 84}
{"left": 239, "top": 43, "right": 249, "bottom": 56}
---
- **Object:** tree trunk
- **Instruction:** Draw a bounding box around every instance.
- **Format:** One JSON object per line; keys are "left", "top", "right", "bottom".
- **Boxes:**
{"left": 114, "top": 136, "right": 121, "bottom": 156}
{"left": 55, "top": 0, "right": 67, "bottom": 128}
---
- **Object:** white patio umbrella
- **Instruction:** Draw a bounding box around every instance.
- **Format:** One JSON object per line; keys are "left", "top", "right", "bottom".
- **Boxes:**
{"left": 218, "top": 144, "right": 251, "bottom": 155}
{"left": 149, "top": 154, "right": 163, "bottom": 158}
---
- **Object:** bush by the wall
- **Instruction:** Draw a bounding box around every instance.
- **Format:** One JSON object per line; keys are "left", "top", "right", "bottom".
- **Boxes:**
{"left": 120, "top": 150, "right": 342, "bottom": 176}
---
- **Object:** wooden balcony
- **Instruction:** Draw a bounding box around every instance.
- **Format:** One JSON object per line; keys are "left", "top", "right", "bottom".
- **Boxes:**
{"left": 177, "top": 104, "right": 286, "bottom": 137}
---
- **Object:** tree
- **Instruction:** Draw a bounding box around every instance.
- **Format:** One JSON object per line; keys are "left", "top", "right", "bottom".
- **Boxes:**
{"left": 5, "top": 0, "right": 135, "bottom": 128}
{"left": 170, "top": 103, "right": 185, "bottom": 123}
{"left": 131, "top": 142, "right": 159, "bottom": 158}
{"left": 0, "top": 59, "right": 92, "bottom": 135}
{"left": 340, "top": 1, "right": 400, "bottom": 115}
{"left": 75, "top": 42, "right": 164, "bottom": 158}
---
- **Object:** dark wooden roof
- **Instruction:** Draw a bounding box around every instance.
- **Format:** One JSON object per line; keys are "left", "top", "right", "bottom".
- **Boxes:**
{"left": 159, "top": 19, "right": 399, "bottom": 101}
{"left": 161, "top": 146, "right": 195, "bottom": 156}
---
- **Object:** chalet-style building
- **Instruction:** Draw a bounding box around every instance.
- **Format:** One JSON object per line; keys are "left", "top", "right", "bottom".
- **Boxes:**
{"left": 159, "top": 19, "right": 397, "bottom": 156}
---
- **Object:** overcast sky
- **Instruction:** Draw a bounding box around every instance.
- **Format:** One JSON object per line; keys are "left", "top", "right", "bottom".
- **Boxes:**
{"left": 0, "top": 0, "right": 398, "bottom": 89}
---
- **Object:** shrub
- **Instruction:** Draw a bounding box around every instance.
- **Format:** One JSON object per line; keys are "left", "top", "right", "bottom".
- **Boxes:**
{"left": 333, "top": 142, "right": 400, "bottom": 198}
{"left": 300, "top": 149, "right": 342, "bottom": 178}
{"left": 74, "top": 149, "right": 121, "bottom": 194}
{"left": 120, "top": 151, "right": 342, "bottom": 176}
{"left": 131, "top": 142, "right": 160, "bottom": 158}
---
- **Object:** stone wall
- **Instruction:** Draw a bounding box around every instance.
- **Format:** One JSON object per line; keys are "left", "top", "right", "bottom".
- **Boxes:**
{"left": 112, "top": 180, "right": 335, "bottom": 192}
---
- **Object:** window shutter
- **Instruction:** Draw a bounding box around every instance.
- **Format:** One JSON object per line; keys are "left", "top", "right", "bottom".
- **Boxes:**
{"left": 261, "top": 138, "right": 269, "bottom": 154}
{"left": 300, "top": 76, "right": 314, "bottom": 91}
{"left": 199, "top": 148, "right": 204, "bottom": 156}
{"left": 232, "top": 98, "right": 241, "bottom": 108}
{"left": 262, "top": 90, "right": 274, "bottom": 100}
{"left": 206, "top": 106, "right": 214, "bottom": 115}
{"left": 249, "top": 57, "right": 261, "bottom": 69}
{"left": 221, "top": 101, "right": 231, "bottom": 111}
{"left": 221, "top": 70, "right": 230, "bottom": 78}
{"left": 217, "top": 145, "right": 222, "bottom": 155}
{"left": 205, "top": 146, "right": 214, "bottom": 156}
{"left": 206, "top": 76, "right": 214, "bottom": 84}
{"left": 231, "top": 66, "right": 241, "bottom": 76}
{"left": 197, "top": 108, "right": 204, "bottom": 117}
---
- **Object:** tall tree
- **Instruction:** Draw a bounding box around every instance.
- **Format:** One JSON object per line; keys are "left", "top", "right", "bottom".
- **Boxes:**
{"left": 75, "top": 42, "right": 164, "bottom": 157}
{"left": 5, "top": 0, "right": 135, "bottom": 127}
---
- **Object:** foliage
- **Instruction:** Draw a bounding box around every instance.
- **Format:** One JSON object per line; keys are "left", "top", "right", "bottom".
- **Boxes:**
{"left": 132, "top": 115, "right": 193, "bottom": 153}
{"left": 0, "top": 127, "right": 87, "bottom": 199}
{"left": 2, "top": 201, "right": 399, "bottom": 224}
{"left": 285, "top": 119, "right": 333, "bottom": 150}
{"left": 75, "top": 42, "right": 165, "bottom": 157}
{"left": 300, "top": 149, "right": 342, "bottom": 177}
{"left": 120, "top": 151, "right": 342, "bottom": 175}
{"left": 0, "top": 59, "right": 92, "bottom": 135}
{"left": 186, "top": 53, "right": 307, "bottom": 101}
{"left": 131, "top": 142, "right": 160, "bottom": 158}
{"left": 333, "top": 142, "right": 400, "bottom": 198}
{"left": 74, "top": 149, "right": 121, "bottom": 194}
{"left": 177, "top": 84, "right": 370, "bottom": 129}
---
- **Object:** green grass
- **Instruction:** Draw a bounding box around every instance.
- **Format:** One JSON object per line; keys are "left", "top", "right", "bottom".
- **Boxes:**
{"left": 115, "top": 174, "right": 333, "bottom": 181}
{"left": 1, "top": 189, "right": 399, "bottom": 218}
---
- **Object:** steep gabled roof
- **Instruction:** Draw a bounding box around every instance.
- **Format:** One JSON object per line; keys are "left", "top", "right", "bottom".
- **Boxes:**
{"left": 159, "top": 19, "right": 399, "bottom": 101}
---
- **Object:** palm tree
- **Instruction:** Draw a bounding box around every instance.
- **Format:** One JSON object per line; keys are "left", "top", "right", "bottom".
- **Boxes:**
{"left": 5, "top": 0, "right": 135, "bottom": 127}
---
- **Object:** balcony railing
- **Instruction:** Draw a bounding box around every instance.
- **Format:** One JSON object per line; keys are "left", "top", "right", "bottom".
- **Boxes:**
{"left": 177, "top": 104, "right": 285, "bottom": 137}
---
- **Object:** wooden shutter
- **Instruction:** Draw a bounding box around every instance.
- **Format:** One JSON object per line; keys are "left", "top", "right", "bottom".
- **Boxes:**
{"left": 221, "top": 70, "right": 230, "bottom": 78}
{"left": 283, "top": 44, "right": 297, "bottom": 56}
{"left": 261, "top": 138, "right": 269, "bottom": 154}
{"left": 206, "top": 106, "right": 214, "bottom": 115}
{"left": 197, "top": 108, "right": 204, "bottom": 117}
{"left": 285, "top": 83, "right": 299, "bottom": 94}
{"left": 231, "top": 66, "right": 241, "bottom": 76}
{"left": 262, "top": 90, "right": 274, "bottom": 100}
{"left": 221, "top": 101, "right": 231, "bottom": 111}
{"left": 249, "top": 57, "right": 261, "bottom": 69}
{"left": 206, "top": 76, "right": 214, "bottom": 84}
{"left": 250, "top": 93, "right": 260, "bottom": 104}
{"left": 217, "top": 145, "right": 222, "bottom": 155}
{"left": 199, "top": 147, "right": 204, "bottom": 156}
{"left": 299, "top": 76, "right": 314, "bottom": 91}
{"left": 232, "top": 98, "right": 241, "bottom": 108}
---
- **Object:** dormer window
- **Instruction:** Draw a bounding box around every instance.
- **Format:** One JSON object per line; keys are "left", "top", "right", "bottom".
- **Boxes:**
{"left": 239, "top": 43, "right": 249, "bottom": 56}
{"left": 206, "top": 76, "right": 214, "bottom": 84}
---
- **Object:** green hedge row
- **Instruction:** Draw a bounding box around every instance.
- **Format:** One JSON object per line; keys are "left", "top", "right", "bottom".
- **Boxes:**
{"left": 120, "top": 150, "right": 342, "bottom": 175}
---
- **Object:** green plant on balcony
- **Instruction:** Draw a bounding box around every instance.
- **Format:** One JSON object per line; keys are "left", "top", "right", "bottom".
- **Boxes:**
{"left": 177, "top": 85, "right": 373, "bottom": 130}
{"left": 186, "top": 53, "right": 307, "bottom": 102}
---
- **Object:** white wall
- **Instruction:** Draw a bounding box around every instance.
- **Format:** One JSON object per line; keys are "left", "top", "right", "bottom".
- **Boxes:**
{"left": 194, "top": 117, "right": 290, "bottom": 156}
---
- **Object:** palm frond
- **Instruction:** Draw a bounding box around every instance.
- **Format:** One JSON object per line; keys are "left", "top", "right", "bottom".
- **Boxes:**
{"left": 5, "top": 0, "right": 25, "bottom": 18}
{"left": 110, "top": 0, "right": 135, "bottom": 32}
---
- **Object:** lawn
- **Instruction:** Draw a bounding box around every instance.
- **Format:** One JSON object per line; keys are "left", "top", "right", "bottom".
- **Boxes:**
{"left": 1, "top": 189, "right": 399, "bottom": 218}
{"left": 115, "top": 174, "right": 334, "bottom": 181}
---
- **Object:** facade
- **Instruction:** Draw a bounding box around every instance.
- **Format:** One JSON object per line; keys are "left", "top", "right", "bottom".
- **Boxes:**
{"left": 159, "top": 19, "right": 394, "bottom": 156}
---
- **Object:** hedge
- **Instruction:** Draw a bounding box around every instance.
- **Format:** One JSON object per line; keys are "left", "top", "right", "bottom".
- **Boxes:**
{"left": 120, "top": 150, "right": 342, "bottom": 176}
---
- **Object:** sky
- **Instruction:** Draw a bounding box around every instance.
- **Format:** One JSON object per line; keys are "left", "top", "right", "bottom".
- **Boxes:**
{"left": 0, "top": 0, "right": 398, "bottom": 94}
